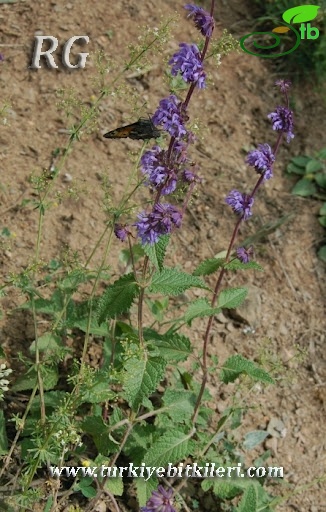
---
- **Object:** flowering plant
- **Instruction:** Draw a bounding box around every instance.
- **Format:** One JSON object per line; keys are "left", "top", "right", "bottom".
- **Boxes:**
{"left": 1, "top": 2, "right": 297, "bottom": 511}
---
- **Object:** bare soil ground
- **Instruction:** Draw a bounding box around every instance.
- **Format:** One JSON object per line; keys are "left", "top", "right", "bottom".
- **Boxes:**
{"left": 0, "top": 0, "right": 325, "bottom": 511}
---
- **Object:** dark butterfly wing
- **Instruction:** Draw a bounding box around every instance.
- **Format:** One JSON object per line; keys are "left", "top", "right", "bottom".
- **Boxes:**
{"left": 104, "top": 118, "right": 161, "bottom": 140}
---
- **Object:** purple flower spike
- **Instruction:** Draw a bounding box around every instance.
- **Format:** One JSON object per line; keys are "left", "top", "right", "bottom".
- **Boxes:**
{"left": 141, "top": 485, "right": 176, "bottom": 512}
{"left": 152, "top": 95, "right": 188, "bottom": 139}
{"left": 267, "top": 106, "right": 294, "bottom": 143}
{"left": 135, "top": 203, "right": 183, "bottom": 245}
{"left": 114, "top": 224, "right": 130, "bottom": 242}
{"left": 185, "top": 4, "right": 215, "bottom": 37}
{"left": 169, "top": 43, "right": 206, "bottom": 89}
{"left": 140, "top": 146, "right": 177, "bottom": 195}
{"left": 275, "top": 79, "right": 291, "bottom": 94}
{"left": 237, "top": 246, "right": 254, "bottom": 263}
{"left": 225, "top": 190, "right": 254, "bottom": 220}
{"left": 246, "top": 143, "right": 275, "bottom": 180}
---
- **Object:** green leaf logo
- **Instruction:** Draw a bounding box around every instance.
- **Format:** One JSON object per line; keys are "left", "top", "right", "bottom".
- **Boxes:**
{"left": 282, "top": 5, "right": 320, "bottom": 24}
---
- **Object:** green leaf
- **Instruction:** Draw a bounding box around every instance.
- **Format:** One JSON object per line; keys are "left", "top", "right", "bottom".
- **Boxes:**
{"left": 104, "top": 474, "right": 124, "bottom": 496}
{"left": 79, "top": 480, "right": 97, "bottom": 498}
{"left": 73, "top": 317, "right": 110, "bottom": 336}
{"left": 60, "top": 269, "right": 88, "bottom": 291}
{"left": 318, "top": 245, "right": 326, "bottom": 262}
{"left": 145, "top": 332, "right": 192, "bottom": 362}
{"left": 236, "top": 484, "right": 257, "bottom": 512}
{"left": 12, "top": 366, "right": 59, "bottom": 391}
{"left": 319, "top": 203, "right": 326, "bottom": 216}
{"left": 123, "top": 356, "right": 166, "bottom": 410}
{"left": 143, "top": 235, "right": 170, "bottom": 271}
{"left": 243, "top": 430, "right": 269, "bottom": 450}
{"left": 162, "top": 389, "right": 196, "bottom": 422}
{"left": 306, "top": 159, "right": 324, "bottom": 174}
{"left": 0, "top": 410, "right": 8, "bottom": 455}
{"left": 79, "top": 372, "right": 116, "bottom": 403}
{"left": 29, "top": 333, "right": 62, "bottom": 354}
{"left": 282, "top": 5, "right": 320, "bottom": 24}
{"left": 221, "top": 355, "right": 274, "bottom": 385}
{"left": 81, "top": 416, "right": 117, "bottom": 454}
{"left": 193, "top": 258, "right": 225, "bottom": 276}
{"left": 213, "top": 480, "right": 242, "bottom": 499}
{"left": 97, "top": 273, "right": 139, "bottom": 324}
{"left": 135, "top": 477, "right": 159, "bottom": 506}
{"left": 290, "top": 155, "right": 311, "bottom": 168}
{"left": 287, "top": 162, "right": 305, "bottom": 176}
{"left": 319, "top": 216, "right": 326, "bottom": 228}
{"left": 224, "top": 260, "right": 263, "bottom": 271}
{"left": 143, "top": 429, "right": 191, "bottom": 467}
{"left": 317, "top": 148, "right": 326, "bottom": 160}
{"left": 185, "top": 298, "right": 221, "bottom": 324}
{"left": 291, "top": 178, "right": 317, "bottom": 197}
{"left": 149, "top": 268, "right": 207, "bottom": 295}
{"left": 218, "top": 287, "right": 248, "bottom": 309}
{"left": 315, "top": 172, "right": 326, "bottom": 189}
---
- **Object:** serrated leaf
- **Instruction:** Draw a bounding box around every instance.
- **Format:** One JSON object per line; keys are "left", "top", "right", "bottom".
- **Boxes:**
{"left": 291, "top": 178, "right": 317, "bottom": 197}
{"left": 237, "top": 484, "right": 257, "bottom": 512}
{"left": 143, "top": 235, "right": 170, "bottom": 271}
{"left": 185, "top": 298, "right": 221, "bottom": 324}
{"left": 79, "top": 373, "right": 116, "bottom": 403}
{"left": 306, "top": 159, "right": 323, "bottom": 174}
{"left": 97, "top": 273, "right": 139, "bottom": 324}
{"left": 221, "top": 355, "right": 274, "bottom": 385}
{"left": 12, "top": 366, "right": 59, "bottom": 392}
{"left": 282, "top": 5, "right": 320, "bottom": 24}
{"left": 81, "top": 416, "right": 118, "bottom": 454}
{"left": 193, "top": 258, "right": 225, "bottom": 276}
{"left": 149, "top": 268, "right": 207, "bottom": 295}
{"left": 218, "top": 287, "right": 248, "bottom": 309}
{"left": 104, "top": 474, "right": 124, "bottom": 496}
{"left": 162, "top": 389, "right": 196, "bottom": 422}
{"left": 243, "top": 430, "right": 269, "bottom": 450}
{"left": 146, "top": 332, "right": 192, "bottom": 362}
{"left": 29, "top": 333, "right": 62, "bottom": 354}
{"left": 73, "top": 318, "right": 109, "bottom": 336}
{"left": 123, "top": 356, "right": 166, "bottom": 410}
{"left": 143, "top": 429, "right": 191, "bottom": 467}
{"left": 224, "top": 260, "right": 263, "bottom": 271}
{"left": 213, "top": 480, "right": 242, "bottom": 499}
{"left": 135, "top": 477, "right": 159, "bottom": 506}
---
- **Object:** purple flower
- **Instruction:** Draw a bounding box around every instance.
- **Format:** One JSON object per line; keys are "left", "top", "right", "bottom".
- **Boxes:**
{"left": 135, "top": 203, "right": 183, "bottom": 245}
{"left": 246, "top": 143, "right": 275, "bottom": 180}
{"left": 141, "top": 146, "right": 177, "bottom": 195}
{"left": 152, "top": 95, "right": 188, "bottom": 139}
{"left": 0, "top": 53, "right": 4, "bottom": 62}
{"left": 185, "top": 4, "right": 215, "bottom": 37}
{"left": 237, "top": 246, "right": 254, "bottom": 263}
{"left": 182, "top": 168, "right": 201, "bottom": 183}
{"left": 141, "top": 485, "right": 176, "bottom": 512}
{"left": 268, "top": 106, "right": 294, "bottom": 143}
{"left": 114, "top": 224, "right": 130, "bottom": 242}
{"left": 169, "top": 43, "right": 206, "bottom": 89}
{"left": 275, "top": 79, "right": 291, "bottom": 94}
{"left": 225, "top": 190, "right": 254, "bottom": 220}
